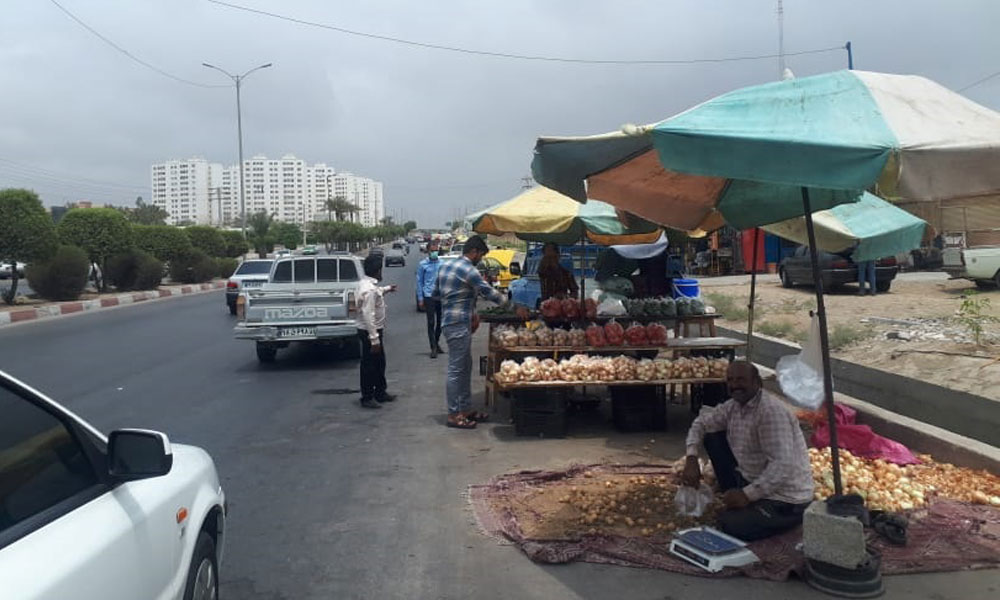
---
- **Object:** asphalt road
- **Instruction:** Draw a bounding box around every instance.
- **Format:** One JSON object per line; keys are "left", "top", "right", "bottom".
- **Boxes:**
{"left": 0, "top": 247, "right": 996, "bottom": 599}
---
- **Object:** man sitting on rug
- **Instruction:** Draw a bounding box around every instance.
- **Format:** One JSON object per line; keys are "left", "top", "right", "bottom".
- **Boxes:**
{"left": 682, "top": 361, "right": 814, "bottom": 541}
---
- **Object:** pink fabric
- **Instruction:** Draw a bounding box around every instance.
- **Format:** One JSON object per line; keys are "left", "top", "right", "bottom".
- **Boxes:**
{"left": 811, "top": 403, "right": 920, "bottom": 465}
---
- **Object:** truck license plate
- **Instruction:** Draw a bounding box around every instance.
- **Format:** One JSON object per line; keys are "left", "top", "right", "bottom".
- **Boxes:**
{"left": 279, "top": 327, "right": 315, "bottom": 338}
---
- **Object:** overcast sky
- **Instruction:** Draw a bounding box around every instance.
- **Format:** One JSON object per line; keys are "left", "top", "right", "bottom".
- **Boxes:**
{"left": 2, "top": 0, "right": 998, "bottom": 227}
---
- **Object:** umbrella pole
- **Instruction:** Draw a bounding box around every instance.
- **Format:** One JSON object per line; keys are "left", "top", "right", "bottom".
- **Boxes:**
{"left": 801, "top": 187, "right": 843, "bottom": 497}
{"left": 746, "top": 228, "right": 760, "bottom": 361}
{"left": 579, "top": 233, "right": 586, "bottom": 303}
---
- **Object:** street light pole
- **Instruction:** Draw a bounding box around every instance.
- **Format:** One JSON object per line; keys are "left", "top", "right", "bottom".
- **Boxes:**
{"left": 203, "top": 62, "right": 272, "bottom": 239}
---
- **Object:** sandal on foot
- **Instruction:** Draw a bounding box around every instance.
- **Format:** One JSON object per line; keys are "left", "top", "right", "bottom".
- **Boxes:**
{"left": 446, "top": 415, "right": 477, "bottom": 429}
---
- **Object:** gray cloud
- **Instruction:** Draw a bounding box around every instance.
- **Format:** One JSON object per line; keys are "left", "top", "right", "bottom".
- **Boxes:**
{"left": 2, "top": 0, "right": 998, "bottom": 226}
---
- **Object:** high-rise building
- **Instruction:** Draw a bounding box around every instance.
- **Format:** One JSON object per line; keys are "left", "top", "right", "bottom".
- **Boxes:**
{"left": 150, "top": 155, "right": 384, "bottom": 227}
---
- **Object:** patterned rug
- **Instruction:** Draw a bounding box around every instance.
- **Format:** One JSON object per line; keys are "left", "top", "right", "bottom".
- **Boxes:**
{"left": 467, "top": 463, "right": 1000, "bottom": 580}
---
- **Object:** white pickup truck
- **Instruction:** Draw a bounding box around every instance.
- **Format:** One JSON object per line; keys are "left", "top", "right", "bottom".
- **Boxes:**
{"left": 942, "top": 246, "right": 1000, "bottom": 288}
{"left": 234, "top": 254, "right": 363, "bottom": 363}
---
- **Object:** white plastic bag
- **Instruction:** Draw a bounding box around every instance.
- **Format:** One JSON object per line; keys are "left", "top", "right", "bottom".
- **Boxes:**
{"left": 674, "top": 483, "right": 715, "bottom": 517}
{"left": 597, "top": 298, "right": 627, "bottom": 316}
{"left": 775, "top": 314, "right": 827, "bottom": 410}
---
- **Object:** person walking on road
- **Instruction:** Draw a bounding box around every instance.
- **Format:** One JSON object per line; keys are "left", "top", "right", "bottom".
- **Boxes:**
{"left": 416, "top": 240, "right": 445, "bottom": 358}
{"left": 434, "top": 235, "right": 507, "bottom": 429}
{"left": 357, "top": 254, "right": 398, "bottom": 409}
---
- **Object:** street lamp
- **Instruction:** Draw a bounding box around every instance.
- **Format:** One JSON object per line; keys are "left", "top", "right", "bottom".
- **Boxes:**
{"left": 202, "top": 62, "right": 272, "bottom": 238}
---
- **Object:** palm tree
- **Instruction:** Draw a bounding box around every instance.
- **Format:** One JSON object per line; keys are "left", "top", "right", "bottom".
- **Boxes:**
{"left": 323, "top": 196, "right": 359, "bottom": 222}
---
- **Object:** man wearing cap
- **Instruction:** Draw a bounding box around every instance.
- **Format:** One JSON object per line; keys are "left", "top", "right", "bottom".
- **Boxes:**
{"left": 357, "top": 253, "right": 398, "bottom": 409}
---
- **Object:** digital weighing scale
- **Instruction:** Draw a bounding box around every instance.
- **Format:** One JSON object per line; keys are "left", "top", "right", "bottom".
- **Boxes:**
{"left": 668, "top": 527, "right": 759, "bottom": 572}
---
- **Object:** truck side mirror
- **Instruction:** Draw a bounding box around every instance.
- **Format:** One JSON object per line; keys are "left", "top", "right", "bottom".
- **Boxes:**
{"left": 509, "top": 262, "right": 521, "bottom": 276}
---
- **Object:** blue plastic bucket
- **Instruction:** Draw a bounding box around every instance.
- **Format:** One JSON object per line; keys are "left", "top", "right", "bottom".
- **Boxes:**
{"left": 672, "top": 278, "right": 700, "bottom": 299}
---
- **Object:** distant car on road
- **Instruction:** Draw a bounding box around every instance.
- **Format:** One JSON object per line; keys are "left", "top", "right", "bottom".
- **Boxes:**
{"left": 779, "top": 246, "right": 899, "bottom": 292}
{"left": 0, "top": 261, "right": 26, "bottom": 279}
{"left": 274, "top": 249, "right": 292, "bottom": 259}
{"left": 225, "top": 259, "right": 273, "bottom": 314}
{"left": 301, "top": 245, "right": 318, "bottom": 256}
{"left": 385, "top": 249, "right": 406, "bottom": 267}
{"left": 0, "top": 369, "right": 227, "bottom": 600}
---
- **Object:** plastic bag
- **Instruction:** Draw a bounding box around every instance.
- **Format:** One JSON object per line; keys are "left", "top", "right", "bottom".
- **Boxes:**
{"left": 597, "top": 298, "right": 627, "bottom": 316}
{"left": 674, "top": 483, "right": 715, "bottom": 517}
{"left": 812, "top": 403, "right": 920, "bottom": 465}
{"left": 776, "top": 314, "right": 826, "bottom": 410}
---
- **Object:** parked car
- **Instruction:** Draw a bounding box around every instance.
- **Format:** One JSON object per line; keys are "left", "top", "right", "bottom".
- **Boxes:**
{"left": 942, "top": 245, "right": 1000, "bottom": 288}
{"left": 385, "top": 249, "right": 406, "bottom": 267}
{"left": 234, "top": 255, "right": 364, "bottom": 363}
{"left": 0, "top": 369, "right": 226, "bottom": 600}
{"left": 225, "top": 259, "right": 273, "bottom": 315}
{"left": 477, "top": 249, "right": 522, "bottom": 290}
{"left": 778, "top": 246, "right": 899, "bottom": 292}
{"left": 0, "top": 261, "right": 26, "bottom": 279}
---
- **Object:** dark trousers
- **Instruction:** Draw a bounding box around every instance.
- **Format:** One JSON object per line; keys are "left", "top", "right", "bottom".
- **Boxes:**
{"left": 704, "top": 431, "right": 809, "bottom": 541}
{"left": 358, "top": 329, "right": 387, "bottom": 400}
{"left": 424, "top": 298, "right": 442, "bottom": 349}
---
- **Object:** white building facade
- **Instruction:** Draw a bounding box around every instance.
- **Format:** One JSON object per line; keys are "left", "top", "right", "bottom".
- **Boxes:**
{"left": 151, "top": 155, "right": 384, "bottom": 227}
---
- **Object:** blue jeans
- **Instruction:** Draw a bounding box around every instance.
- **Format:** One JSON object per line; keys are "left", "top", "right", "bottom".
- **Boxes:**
{"left": 443, "top": 323, "right": 473, "bottom": 414}
{"left": 857, "top": 260, "right": 876, "bottom": 293}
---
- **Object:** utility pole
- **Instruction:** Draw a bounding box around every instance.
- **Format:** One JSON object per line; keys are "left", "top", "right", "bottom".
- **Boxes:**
{"left": 203, "top": 62, "right": 272, "bottom": 239}
{"left": 777, "top": 1, "right": 785, "bottom": 79}
{"left": 845, "top": 41, "right": 854, "bottom": 69}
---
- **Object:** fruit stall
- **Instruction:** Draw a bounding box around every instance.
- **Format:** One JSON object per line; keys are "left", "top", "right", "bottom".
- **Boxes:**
{"left": 480, "top": 296, "right": 744, "bottom": 435}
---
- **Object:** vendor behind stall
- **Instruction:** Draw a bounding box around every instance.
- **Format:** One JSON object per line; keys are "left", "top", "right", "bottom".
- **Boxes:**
{"left": 538, "top": 242, "right": 579, "bottom": 300}
{"left": 682, "top": 361, "right": 814, "bottom": 541}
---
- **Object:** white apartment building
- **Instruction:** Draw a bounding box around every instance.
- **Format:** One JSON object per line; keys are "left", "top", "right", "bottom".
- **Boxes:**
{"left": 150, "top": 159, "right": 213, "bottom": 225}
{"left": 151, "top": 155, "right": 384, "bottom": 227}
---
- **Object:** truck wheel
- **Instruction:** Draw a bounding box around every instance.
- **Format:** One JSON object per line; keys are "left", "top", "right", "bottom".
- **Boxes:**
{"left": 876, "top": 280, "right": 891, "bottom": 293}
{"left": 975, "top": 279, "right": 996, "bottom": 290}
{"left": 256, "top": 343, "right": 277, "bottom": 363}
{"left": 779, "top": 268, "right": 793, "bottom": 288}
{"left": 995, "top": 270, "right": 1000, "bottom": 288}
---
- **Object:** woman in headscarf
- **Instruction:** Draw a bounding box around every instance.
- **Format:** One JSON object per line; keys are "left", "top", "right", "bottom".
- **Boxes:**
{"left": 537, "top": 242, "right": 579, "bottom": 301}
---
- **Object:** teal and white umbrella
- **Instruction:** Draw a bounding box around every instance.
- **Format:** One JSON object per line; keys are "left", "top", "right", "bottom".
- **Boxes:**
{"left": 533, "top": 70, "right": 1000, "bottom": 232}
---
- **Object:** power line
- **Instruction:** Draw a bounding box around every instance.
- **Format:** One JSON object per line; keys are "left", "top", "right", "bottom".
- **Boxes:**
{"left": 206, "top": 0, "right": 843, "bottom": 66}
{"left": 0, "top": 158, "right": 146, "bottom": 191}
{"left": 958, "top": 69, "right": 1000, "bottom": 92}
{"left": 48, "top": 0, "right": 226, "bottom": 88}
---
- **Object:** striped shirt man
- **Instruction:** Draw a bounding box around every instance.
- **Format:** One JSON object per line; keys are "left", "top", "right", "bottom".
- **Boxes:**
{"left": 434, "top": 256, "right": 506, "bottom": 327}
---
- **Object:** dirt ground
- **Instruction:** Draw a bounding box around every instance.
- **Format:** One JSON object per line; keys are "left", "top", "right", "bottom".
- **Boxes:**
{"left": 701, "top": 276, "right": 1000, "bottom": 400}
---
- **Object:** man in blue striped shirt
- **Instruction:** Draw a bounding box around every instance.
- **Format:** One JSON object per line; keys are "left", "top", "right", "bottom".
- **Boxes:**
{"left": 434, "top": 235, "right": 507, "bottom": 429}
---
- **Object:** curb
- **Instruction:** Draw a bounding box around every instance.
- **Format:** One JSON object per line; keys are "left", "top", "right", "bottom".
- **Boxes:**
{"left": 0, "top": 281, "right": 226, "bottom": 328}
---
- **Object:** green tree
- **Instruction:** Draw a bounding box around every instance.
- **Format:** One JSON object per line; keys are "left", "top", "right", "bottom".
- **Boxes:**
{"left": 0, "top": 188, "right": 59, "bottom": 304}
{"left": 25, "top": 245, "right": 90, "bottom": 301}
{"left": 220, "top": 230, "right": 249, "bottom": 258}
{"left": 133, "top": 224, "right": 193, "bottom": 263}
{"left": 271, "top": 222, "right": 302, "bottom": 250}
{"left": 247, "top": 211, "right": 275, "bottom": 258}
{"left": 323, "top": 196, "right": 359, "bottom": 222}
{"left": 184, "top": 225, "right": 226, "bottom": 257}
{"left": 403, "top": 220, "right": 417, "bottom": 234}
{"left": 57, "top": 207, "right": 134, "bottom": 292}
{"left": 121, "top": 196, "right": 169, "bottom": 225}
